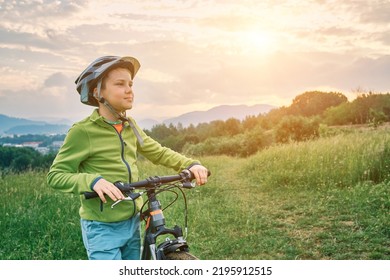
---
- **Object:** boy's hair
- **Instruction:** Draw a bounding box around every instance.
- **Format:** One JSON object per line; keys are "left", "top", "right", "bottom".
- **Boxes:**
{"left": 98, "top": 64, "right": 132, "bottom": 91}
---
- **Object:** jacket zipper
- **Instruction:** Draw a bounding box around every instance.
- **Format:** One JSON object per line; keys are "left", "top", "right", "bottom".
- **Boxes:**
{"left": 113, "top": 127, "right": 132, "bottom": 183}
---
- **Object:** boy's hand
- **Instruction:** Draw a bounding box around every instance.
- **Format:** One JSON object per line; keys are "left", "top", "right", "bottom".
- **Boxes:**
{"left": 92, "top": 178, "right": 125, "bottom": 203}
{"left": 189, "top": 165, "right": 209, "bottom": 186}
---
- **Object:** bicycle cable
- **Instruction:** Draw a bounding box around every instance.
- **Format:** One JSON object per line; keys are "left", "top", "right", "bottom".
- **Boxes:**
{"left": 138, "top": 182, "right": 189, "bottom": 236}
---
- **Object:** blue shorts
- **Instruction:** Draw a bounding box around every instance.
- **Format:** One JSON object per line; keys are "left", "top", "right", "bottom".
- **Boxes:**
{"left": 80, "top": 214, "right": 141, "bottom": 260}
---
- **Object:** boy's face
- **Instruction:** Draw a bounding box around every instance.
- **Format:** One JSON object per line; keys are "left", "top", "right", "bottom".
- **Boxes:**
{"left": 96, "top": 67, "right": 134, "bottom": 112}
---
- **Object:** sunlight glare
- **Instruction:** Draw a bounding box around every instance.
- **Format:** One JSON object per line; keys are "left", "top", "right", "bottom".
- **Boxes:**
{"left": 239, "top": 30, "right": 275, "bottom": 54}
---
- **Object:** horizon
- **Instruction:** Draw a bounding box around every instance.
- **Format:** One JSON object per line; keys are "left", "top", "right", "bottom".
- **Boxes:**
{"left": 0, "top": 102, "right": 276, "bottom": 125}
{"left": 1, "top": 1, "right": 390, "bottom": 122}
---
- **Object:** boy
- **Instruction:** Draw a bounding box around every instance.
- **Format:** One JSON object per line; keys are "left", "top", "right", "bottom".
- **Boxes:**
{"left": 47, "top": 56, "right": 208, "bottom": 260}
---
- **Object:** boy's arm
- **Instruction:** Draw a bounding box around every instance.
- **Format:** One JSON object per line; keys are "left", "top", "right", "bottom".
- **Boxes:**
{"left": 46, "top": 125, "right": 101, "bottom": 194}
{"left": 131, "top": 119, "right": 202, "bottom": 171}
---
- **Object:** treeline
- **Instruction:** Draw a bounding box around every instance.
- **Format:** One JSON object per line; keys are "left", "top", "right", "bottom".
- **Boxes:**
{"left": 0, "top": 134, "right": 65, "bottom": 146}
{"left": 0, "top": 146, "right": 56, "bottom": 173}
{"left": 145, "top": 91, "right": 390, "bottom": 157}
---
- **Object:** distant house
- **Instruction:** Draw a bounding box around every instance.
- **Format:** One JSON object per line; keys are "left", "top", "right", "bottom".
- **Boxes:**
{"left": 35, "top": 147, "right": 50, "bottom": 154}
{"left": 3, "top": 143, "right": 23, "bottom": 148}
{"left": 22, "top": 142, "right": 42, "bottom": 148}
{"left": 51, "top": 141, "right": 64, "bottom": 148}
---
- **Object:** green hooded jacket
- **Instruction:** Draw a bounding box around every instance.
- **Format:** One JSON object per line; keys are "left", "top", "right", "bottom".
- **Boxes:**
{"left": 47, "top": 109, "right": 200, "bottom": 222}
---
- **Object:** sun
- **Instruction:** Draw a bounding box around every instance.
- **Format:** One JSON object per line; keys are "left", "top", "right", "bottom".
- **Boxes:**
{"left": 238, "top": 29, "right": 276, "bottom": 54}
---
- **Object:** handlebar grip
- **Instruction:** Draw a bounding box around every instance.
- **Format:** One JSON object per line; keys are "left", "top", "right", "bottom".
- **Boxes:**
{"left": 84, "top": 191, "right": 99, "bottom": 199}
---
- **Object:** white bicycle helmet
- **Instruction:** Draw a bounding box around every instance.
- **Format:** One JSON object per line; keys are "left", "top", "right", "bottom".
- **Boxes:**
{"left": 75, "top": 56, "right": 140, "bottom": 107}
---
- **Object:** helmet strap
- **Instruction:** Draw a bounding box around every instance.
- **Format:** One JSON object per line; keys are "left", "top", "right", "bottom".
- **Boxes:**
{"left": 101, "top": 98, "right": 144, "bottom": 146}
{"left": 96, "top": 79, "right": 126, "bottom": 122}
{"left": 96, "top": 80, "right": 103, "bottom": 101}
{"left": 102, "top": 99, "right": 127, "bottom": 122}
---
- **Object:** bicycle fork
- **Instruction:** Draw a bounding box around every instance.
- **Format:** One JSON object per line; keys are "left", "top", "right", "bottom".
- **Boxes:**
{"left": 141, "top": 194, "right": 188, "bottom": 260}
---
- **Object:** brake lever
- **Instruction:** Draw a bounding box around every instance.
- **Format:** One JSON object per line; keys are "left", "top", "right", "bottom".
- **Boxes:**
{"left": 181, "top": 181, "right": 196, "bottom": 189}
{"left": 111, "top": 192, "right": 143, "bottom": 209}
{"left": 111, "top": 197, "right": 131, "bottom": 209}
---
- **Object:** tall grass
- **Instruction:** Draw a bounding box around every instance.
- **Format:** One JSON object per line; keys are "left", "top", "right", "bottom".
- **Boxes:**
{"left": 243, "top": 129, "right": 390, "bottom": 190}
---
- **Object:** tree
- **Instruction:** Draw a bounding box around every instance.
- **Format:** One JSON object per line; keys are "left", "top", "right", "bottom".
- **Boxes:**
{"left": 147, "top": 123, "right": 175, "bottom": 140}
{"left": 242, "top": 115, "right": 259, "bottom": 131}
{"left": 0, "top": 146, "right": 55, "bottom": 172}
{"left": 289, "top": 91, "right": 348, "bottom": 117}
{"left": 224, "top": 118, "right": 241, "bottom": 136}
{"left": 324, "top": 93, "right": 390, "bottom": 125}
{"left": 10, "top": 154, "right": 31, "bottom": 172}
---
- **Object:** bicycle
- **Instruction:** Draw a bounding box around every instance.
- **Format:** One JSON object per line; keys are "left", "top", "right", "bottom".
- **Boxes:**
{"left": 83, "top": 169, "right": 210, "bottom": 260}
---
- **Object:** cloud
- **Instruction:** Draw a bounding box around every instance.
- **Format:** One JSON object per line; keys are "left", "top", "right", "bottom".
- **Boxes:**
{"left": 0, "top": 65, "right": 40, "bottom": 91}
{"left": 198, "top": 14, "right": 256, "bottom": 32}
{"left": 376, "top": 32, "right": 390, "bottom": 46}
{"left": 0, "top": 28, "right": 67, "bottom": 50}
{"left": 341, "top": 55, "right": 390, "bottom": 91}
{"left": 67, "top": 24, "right": 142, "bottom": 45}
{"left": 44, "top": 72, "right": 73, "bottom": 88}
{"left": 0, "top": 0, "right": 86, "bottom": 20}
{"left": 358, "top": 0, "right": 390, "bottom": 24}
{"left": 0, "top": 82, "right": 90, "bottom": 121}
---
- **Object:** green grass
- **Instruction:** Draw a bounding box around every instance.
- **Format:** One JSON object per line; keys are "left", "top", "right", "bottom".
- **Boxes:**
{"left": 1, "top": 127, "right": 389, "bottom": 259}
{"left": 0, "top": 172, "right": 85, "bottom": 259}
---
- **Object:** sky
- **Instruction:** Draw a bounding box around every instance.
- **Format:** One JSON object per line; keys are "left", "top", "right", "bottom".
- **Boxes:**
{"left": 1, "top": 0, "right": 390, "bottom": 123}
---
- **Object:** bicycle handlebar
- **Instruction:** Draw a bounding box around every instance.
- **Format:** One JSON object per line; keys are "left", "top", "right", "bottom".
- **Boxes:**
{"left": 83, "top": 170, "right": 210, "bottom": 200}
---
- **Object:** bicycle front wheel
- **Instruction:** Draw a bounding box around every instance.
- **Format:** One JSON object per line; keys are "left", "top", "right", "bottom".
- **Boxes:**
{"left": 165, "top": 251, "right": 199, "bottom": 260}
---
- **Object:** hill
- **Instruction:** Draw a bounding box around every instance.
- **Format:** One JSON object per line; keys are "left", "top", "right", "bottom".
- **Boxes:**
{"left": 0, "top": 114, "right": 70, "bottom": 135}
{"left": 0, "top": 114, "right": 45, "bottom": 134}
{"left": 5, "top": 124, "right": 70, "bottom": 135}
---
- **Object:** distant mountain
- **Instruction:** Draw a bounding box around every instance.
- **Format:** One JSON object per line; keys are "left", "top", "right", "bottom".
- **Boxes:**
{"left": 5, "top": 124, "right": 70, "bottom": 135}
{"left": 30, "top": 117, "right": 74, "bottom": 125}
{"left": 162, "top": 104, "right": 275, "bottom": 127}
{"left": 0, "top": 114, "right": 44, "bottom": 133}
{"left": 0, "top": 114, "right": 70, "bottom": 135}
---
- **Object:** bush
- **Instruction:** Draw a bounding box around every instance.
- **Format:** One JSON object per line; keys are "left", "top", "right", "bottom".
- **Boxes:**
{"left": 274, "top": 116, "right": 319, "bottom": 143}
{"left": 183, "top": 127, "right": 272, "bottom": 157}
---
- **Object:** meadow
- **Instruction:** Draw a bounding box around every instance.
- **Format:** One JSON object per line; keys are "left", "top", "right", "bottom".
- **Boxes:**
{"left": 0, "top": 126, "right": 389, "bottom": 260}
